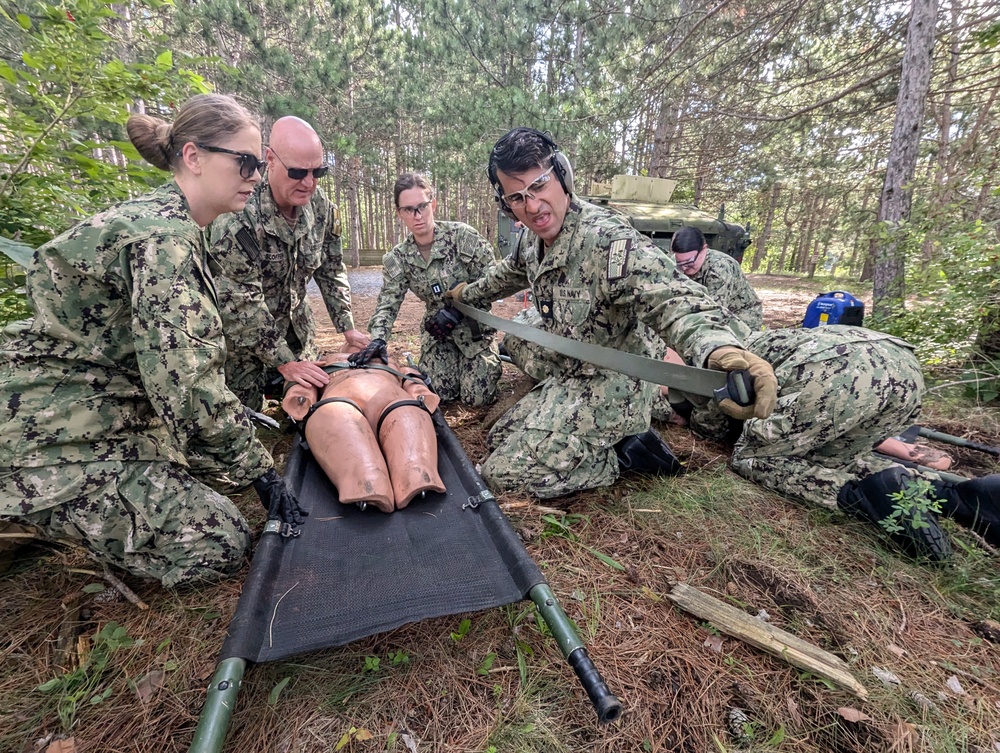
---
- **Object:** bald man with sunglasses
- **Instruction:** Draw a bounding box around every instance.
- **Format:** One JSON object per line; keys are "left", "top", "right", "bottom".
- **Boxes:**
{"left": 211, "top": 116, "right": 369, "bottom": 411}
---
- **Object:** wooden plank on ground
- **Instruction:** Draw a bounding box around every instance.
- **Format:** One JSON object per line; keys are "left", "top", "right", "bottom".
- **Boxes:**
{"left": 668, "top": 582, "right": 869, "bottom": 699}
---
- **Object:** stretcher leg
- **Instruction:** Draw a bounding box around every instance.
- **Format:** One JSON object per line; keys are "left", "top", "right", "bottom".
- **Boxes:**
{"left": 529, "top": 583, "right": 623, "bottom": 724}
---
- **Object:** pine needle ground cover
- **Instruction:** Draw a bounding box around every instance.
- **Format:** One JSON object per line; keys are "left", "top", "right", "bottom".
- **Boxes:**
{"left": 2, "top": 275, "right": 999, "bottom": 753}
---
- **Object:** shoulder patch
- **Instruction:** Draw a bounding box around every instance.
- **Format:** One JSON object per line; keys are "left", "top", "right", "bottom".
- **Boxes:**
{"left": 383, "top": 253, "right": 404, "bottom": 279}
{"left": 606, "top": 237, "right": 631, "bottom": 280}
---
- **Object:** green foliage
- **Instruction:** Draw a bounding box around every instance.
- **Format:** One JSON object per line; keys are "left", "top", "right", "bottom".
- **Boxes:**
{"left": 387, "top": 649, "right": 409, "bottom": 667}
{"left": 362, "top": 655, "right": 381, "bottom": 672}
{"left": 874, "top": 210, "right": 999, "bottom": 371}
{"left": 0, "top": 254, "right": 29, "bottom": 325}
{"left": 267, "top": 676, "right": 292, "bottom": 705}
{"left": 880, "top": 477, "right": 944, "bottom": 537}
{"left": 450, "top": 617, "right": 471, "bottom": 642}
{"left": 476, "top": 652, "right": 497, "bottom": 676}
{"left": 0, "top": 0, "right": 211, "bottom": 248}
{"left": 35, "top": 621, "right": 137, "bottom": 730}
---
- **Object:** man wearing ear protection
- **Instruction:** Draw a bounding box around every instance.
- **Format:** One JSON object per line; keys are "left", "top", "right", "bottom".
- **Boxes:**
{"left": 445, "top": 127, "right": 778, "bottom": 499}
{"left": 210, "top": 116, "right": 369, "bottom": 412}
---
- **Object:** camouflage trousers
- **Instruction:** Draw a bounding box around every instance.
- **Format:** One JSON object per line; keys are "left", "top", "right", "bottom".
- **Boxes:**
{"left": 0, "top": 461, "right": 251, "bottom": 587}
{"left": 483, "top": 376, "right": 658, "bottom": 499}
{"left": 419, "top": 333, "right": 501, "bottom": 407}
{"left": 729, "top": 340, "right": 924, "bottom": 510}
{"left": 490, "top": 308, "right": 668, "bottom": 498}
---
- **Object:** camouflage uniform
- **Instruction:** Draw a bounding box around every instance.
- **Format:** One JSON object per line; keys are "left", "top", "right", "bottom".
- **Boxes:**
{"left": 652, "top": 250, "right": 761, "bottom": 421}
{"left": 368, "top": 221, "right": 501, "bottom": 406}
{"left": 687, "top": 249, "right": 762, "bottom": 332}
{"left": 0, "top": 182, "right": 271, "bottom": 586}
{"left": 460, "top": 198, "right": 743, "bottom": 499}
{"left": 700, "top": 325, "right": 922, "bottom": 510}
{"left": 210, "top": 177, "right": 354, "bottom": 409}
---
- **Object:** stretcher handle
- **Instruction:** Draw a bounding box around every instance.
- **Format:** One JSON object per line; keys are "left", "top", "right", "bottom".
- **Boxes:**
{"left": 568, "top": 648, "right": 624, "bottom": 723}
{"left": 530, "top": 583, "right": 624, "bottom": 724}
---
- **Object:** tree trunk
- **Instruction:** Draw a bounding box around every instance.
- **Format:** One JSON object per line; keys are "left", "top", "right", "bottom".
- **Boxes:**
{"left": 871, "top": 0, "right": 938, "bottom": 322}
{"left": 750, "top": 182, "right": 780, "bottom": 273}
{"left": 649, "top": 100, "right": 681, "bottom": 179}
{"left": 346, "top": 155, "right": 362, "bottom": 267}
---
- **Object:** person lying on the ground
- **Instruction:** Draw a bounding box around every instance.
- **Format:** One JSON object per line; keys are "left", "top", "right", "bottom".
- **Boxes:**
{"left": 366, "top": 172, "right": 502, "bottom": 407}
{"left": 281, "top": 345, "right": 444, "bottom": 513}
{"left": 660, "top": 234, "right": 952, "bottom": 470}
{"left": 440, "top": 127, "right": 777, "bottom": 500}
{"left": 670, "top": 226, "right": 763, "bottom": 333}
{"left": 678, "top": 324, "right": 999, "bottom": 561}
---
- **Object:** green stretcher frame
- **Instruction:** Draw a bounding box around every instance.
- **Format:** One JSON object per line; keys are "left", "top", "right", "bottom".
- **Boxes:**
{"left": 188, "top": 534, "right": 622, "bottom": 752}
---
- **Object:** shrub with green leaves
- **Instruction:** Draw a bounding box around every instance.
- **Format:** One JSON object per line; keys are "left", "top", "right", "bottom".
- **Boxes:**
{"left": 36, "top": 621, "right": 137, "bottom": 730}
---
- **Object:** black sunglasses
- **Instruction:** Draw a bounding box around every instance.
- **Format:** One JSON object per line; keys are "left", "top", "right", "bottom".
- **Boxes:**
{"left": 197, "top": 143, "right": 265, "bottom": 180}
{"left": 269, "top": 148, "right": 329, "bottom": 180}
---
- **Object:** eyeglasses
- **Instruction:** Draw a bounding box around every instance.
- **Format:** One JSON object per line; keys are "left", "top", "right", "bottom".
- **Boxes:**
{"left": 674, "top": 247, "right": 705, "bottom": 270}
{"left": 269, "top": 148, "right": 329, "bottom": 180}
{"left": 196, "top": 143, "right": 265, "bottom": 180}
{"left": 398, "top": 201, "right": 432, "bottom": 217}
{"left": 502, "top": 165, "right": 555, "bottom": 208}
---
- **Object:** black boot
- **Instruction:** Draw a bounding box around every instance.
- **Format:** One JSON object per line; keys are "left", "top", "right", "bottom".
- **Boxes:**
{"left": 615, "top": 429, "right": 683, "bottom": 476}
{"left": 931, "top": 475, "right": 1000, "bottom": 546}
{"left": 837, "top": 467, "right": 952, "bottom": 562}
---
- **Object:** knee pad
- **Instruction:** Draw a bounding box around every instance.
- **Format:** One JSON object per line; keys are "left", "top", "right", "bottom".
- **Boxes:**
{"left": 614, "top": 429, "right": 683, "bottom": 477}
{"left": 837, "top": 467, "right": 951, "bottom": 561}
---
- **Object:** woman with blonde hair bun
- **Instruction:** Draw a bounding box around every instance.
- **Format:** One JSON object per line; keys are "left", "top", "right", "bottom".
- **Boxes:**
{"left": 0, "top": 94, "right": 305, "bottom": 588}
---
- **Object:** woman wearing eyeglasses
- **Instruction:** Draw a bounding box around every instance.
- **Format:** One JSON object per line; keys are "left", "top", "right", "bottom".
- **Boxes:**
{"left": 364, "top": 172, "right": 502, "bottom": 406}
{"left": 0, "top": 94, "right": 304, "bottom": 587}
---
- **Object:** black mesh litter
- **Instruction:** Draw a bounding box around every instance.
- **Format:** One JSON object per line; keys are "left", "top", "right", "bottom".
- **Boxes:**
{"left": 220, "top": 412, "right": 544, "bottom": 664}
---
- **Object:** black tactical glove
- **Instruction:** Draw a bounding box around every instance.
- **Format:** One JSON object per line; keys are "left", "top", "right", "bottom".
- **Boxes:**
{"left": 424, "top": 306, "right": 464, "bottom": 341}
{"left": 253, "top": 469, "right": 308, "bottom": 527}
{"left": 347, "top": 338, "right": 388, "bottom": 367}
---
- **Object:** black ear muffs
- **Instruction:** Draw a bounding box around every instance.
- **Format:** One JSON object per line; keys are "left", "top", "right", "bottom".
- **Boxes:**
{"left": 487, "top": 127, "right": 574, "bottom": 217}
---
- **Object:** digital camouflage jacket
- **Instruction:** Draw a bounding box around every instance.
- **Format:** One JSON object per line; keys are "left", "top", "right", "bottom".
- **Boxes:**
{"left": 0, "top": 182, "right": 271, "bottom": 511}
{"left": 211, "top": 176, "right": 354, "bottom": 365}
{"left": 688, "top": 248, "right": 763, "bottom": 333}
{"left": 368, "top": 221, "right": 498, "bottom": 355}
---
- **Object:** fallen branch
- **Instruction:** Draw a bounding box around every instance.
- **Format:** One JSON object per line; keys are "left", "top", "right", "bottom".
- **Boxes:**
{"left": 93, "top": 560, "right": 149, "bottom": 611}
{"left": 668, "top": 582, "right": 868, "bottom": 699}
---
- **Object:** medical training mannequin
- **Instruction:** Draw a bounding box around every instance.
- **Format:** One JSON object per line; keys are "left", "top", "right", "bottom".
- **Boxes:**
{"left": 282, "top": 351, "right": 444, "bottom": 513}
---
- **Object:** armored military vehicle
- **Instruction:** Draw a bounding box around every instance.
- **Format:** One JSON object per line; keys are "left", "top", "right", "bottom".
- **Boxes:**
{"left": 585, "top": 175, "right": 751, "bottom": 263}
{"left": 496, "top": 174, "right": 751, "bottom": 264}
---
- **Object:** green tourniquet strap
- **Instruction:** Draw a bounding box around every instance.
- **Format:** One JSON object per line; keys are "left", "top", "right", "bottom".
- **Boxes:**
{"left": 453, "top": 301, "right": 728, "bottom": 398}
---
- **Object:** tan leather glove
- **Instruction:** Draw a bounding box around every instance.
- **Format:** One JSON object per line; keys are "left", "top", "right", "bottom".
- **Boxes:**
{"left": 707, "top": 346, "right": 778, "bottom": 420}
{"left": 444, "top": 281, "right": 467, "bottom": 302}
